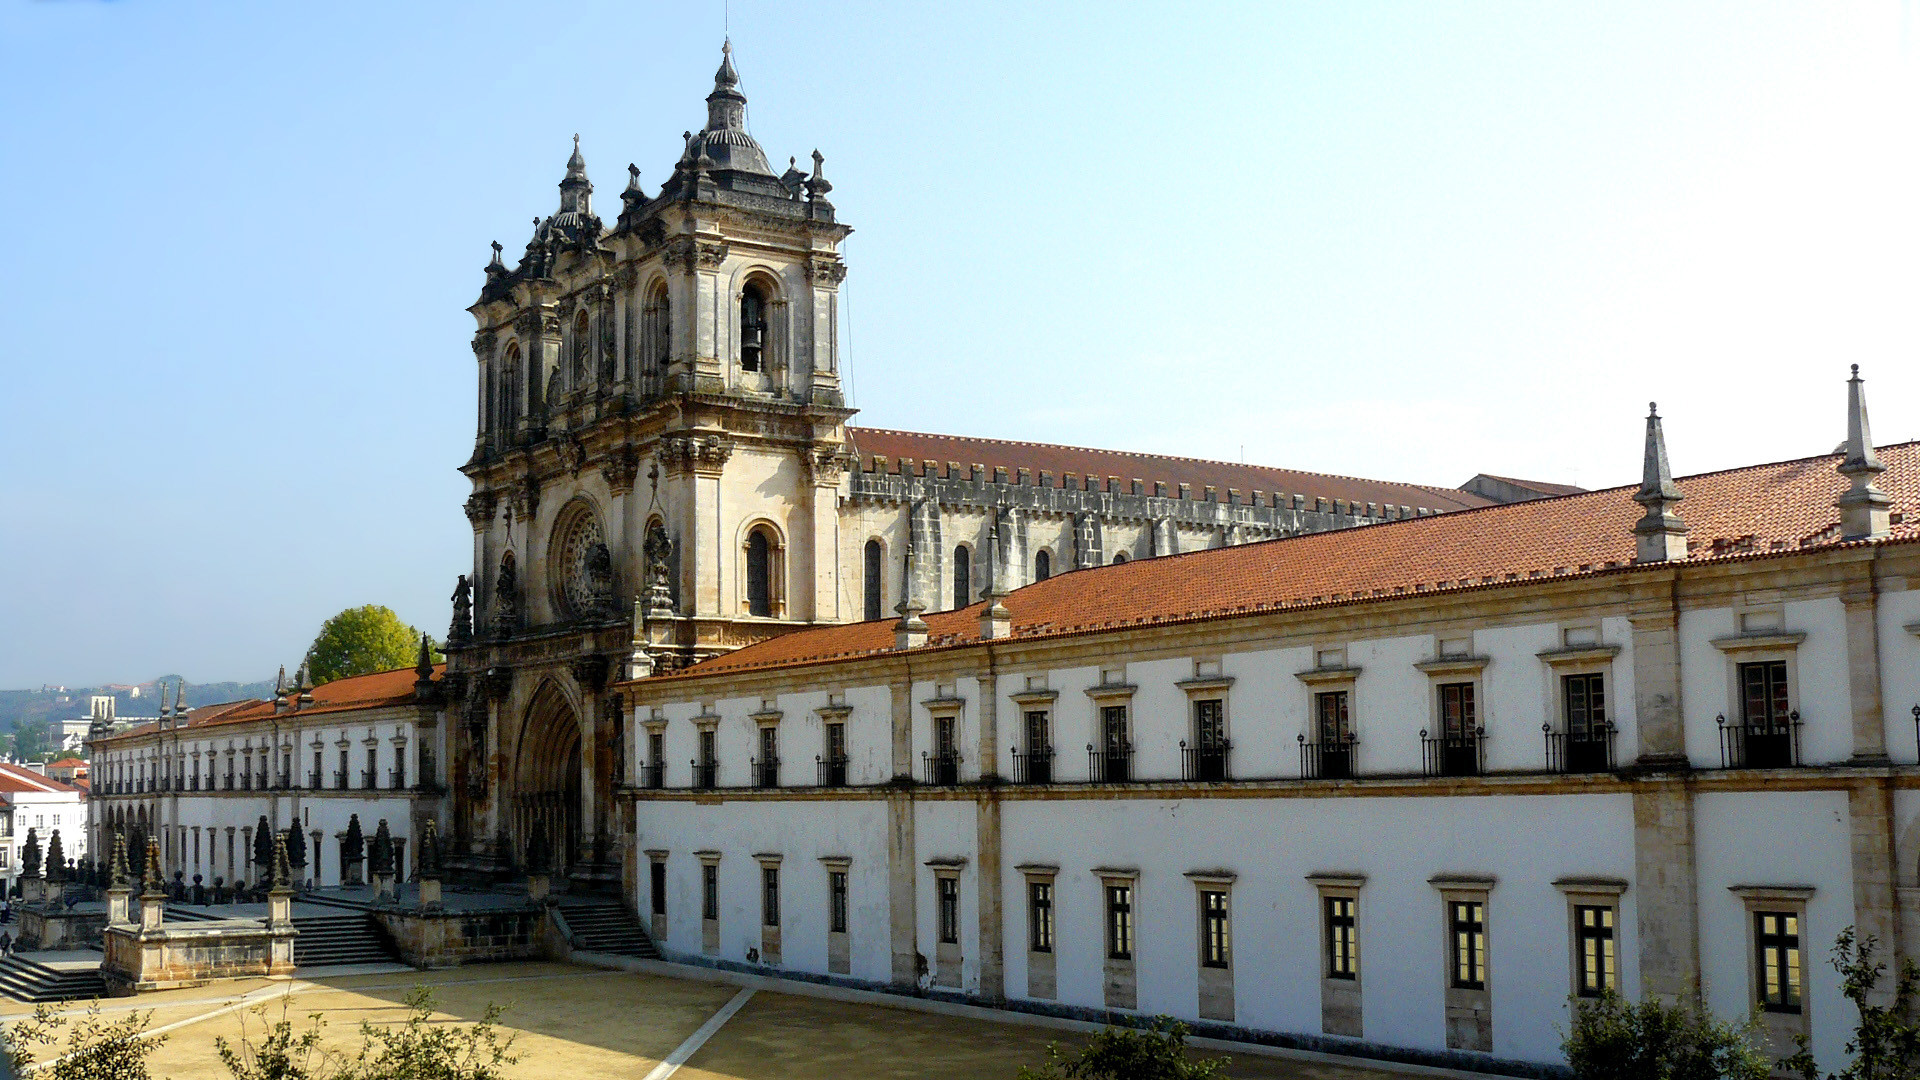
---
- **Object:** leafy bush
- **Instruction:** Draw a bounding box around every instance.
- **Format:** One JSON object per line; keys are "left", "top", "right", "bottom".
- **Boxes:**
{"left": 3, "top": 1000, "right": 167, "bottom": 1080}
{"left": 304, "top": 606, "right": 437, "bottom": 685}
{"left": 1781, "top": 927, "right": 1920, "bottom": 1080}
{"left": 1564, "top": 990, "right": 1770, "bottom": 1080}
{"left": 215, "top": 1000, "right": 330, "bottom": 1080}
{"left": 1016, "top": 1017, "right": 1227, "bottom": 1080}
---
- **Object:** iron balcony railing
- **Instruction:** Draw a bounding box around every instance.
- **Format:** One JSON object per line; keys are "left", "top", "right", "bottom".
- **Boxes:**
{"left": 641, "top": 762, "right": 665, "bottom": 790}
{"left": 1422, "top": 728, "right": 1486, "bottom": 778}
{"left": 691, "top": 760, "right": 718, "bottom": 790}
{"left": 240, "top": 773, "right": 253, "bottom": 791}
{"left": 1718, "top": 711, "right": 1802, "bottom": 769}
{"left": 308, "top": 771, "right": 323, "bottom": 790}
{"left": 1545, "top": 723, "right": 1616, "bottom": 774}
{"left": 333, "top": 770, "right": 348, "bottom": 790}
{"left": 1298, "top": 733, "right": 1358, "bottom": 780}
{"left": 1181, "top": 739, "right": 1232, "bottom": 782}
{"left": 1087, "top": 743, "right": 1134, "bottom": 784}
{"left": 361, "top": 769, "right": 377, "bottom": 789}
{"left": 389, "top": 768, "right": 407, "bottom": 791}
{"left": 751, "top": 757, "right": 780, "bottom": 789}
{"left": 816, "top": 755, "right": 849, "bottom": 787}
{"left": 223, "top": 775, "right": 235, "bottom": 791}
{"left": 921, "top": 751, "right": 962, "bottom": 786}
{"left": 1010, "top": 745, "right": 1054, "bottom": 784}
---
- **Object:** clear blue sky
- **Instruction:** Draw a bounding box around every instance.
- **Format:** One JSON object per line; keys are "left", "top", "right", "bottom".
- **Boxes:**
{"left": 4, "top": 2, "right": 1918, "bottom": 688}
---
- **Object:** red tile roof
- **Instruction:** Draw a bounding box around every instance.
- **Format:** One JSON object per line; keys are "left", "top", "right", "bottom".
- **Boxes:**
{"left": 0, "top": 764, "right": 82, "bottom": 795}
{"left": 46, "top": 758, "right": 87, "bottom": 769}
{"left": 92, "top": 665, "right": 442, "bottom": 746}
{"left": 650, "top": 443, "right": 1920, "bottom": 681}
{"left": 1470, "top": 474, "right": 1588, "bottom": 498}
{"left": 846, "top": 428, "right": 1492, "bottom": 513}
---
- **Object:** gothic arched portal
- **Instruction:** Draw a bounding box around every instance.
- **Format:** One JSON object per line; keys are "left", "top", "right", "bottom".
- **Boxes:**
{"left": 512, "top": 681, "right": 583, "bottom": 879}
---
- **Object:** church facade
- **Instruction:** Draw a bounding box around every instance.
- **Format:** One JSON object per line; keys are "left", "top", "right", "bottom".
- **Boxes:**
{"left": 441, "top": 46, "right": 1499, "bottom": 885}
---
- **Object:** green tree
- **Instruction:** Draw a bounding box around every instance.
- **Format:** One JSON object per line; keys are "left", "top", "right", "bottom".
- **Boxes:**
{"left": 304, "top": 606, "right": 439, "bottom": 685}
{"left": 1016, "top": 1018, "right": 1227, "bottom": 1080}
{"left": 1782, "top": 928, "right": 1920, "bottom": 1080}
{"left": 1564, "top": 990, "right": 1770, "bottom": 1080}
{"left": 334, "top": 987, "right": 517, "bottom": 1080}
{"left": 3, "top": 1000, "right": 167, "bottom": 1080}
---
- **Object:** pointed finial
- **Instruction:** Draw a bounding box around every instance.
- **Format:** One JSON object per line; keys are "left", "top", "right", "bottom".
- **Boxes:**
{"left": 416, "top": 634, "right": 434, "bottom": 680}
{"left": 626, "top": 163, "right": 641, "bottom": 190}
{"left": 1838, "top": 365, "right": 1891, "bottom": 540}
{"left": 487, "top": 240, "right": 504, "bottom": 271}
{"left": 1633, "top": 401, "right": 1688, "bottom": 562}
{"left": 806, "top": 149, "right": 833, "bottom": 199}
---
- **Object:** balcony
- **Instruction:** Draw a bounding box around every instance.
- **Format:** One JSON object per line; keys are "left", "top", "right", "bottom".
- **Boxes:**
{"left": 1718, "top": 712, "right": 1802, "bottom": 769}
{"left": 1010, "top": 745, "right": 1054, "bottom": 784}
{"left": 360, "top": 769, "right": 377, "bottom": 789}
{"left": 1181, "top": 739, "right": 1232, "bottom": 782}
{"left": 308, "top": 771, "right": 323, "bottom": 790}
{"left": 223, "top": 775, "right": 235, "bottom": 791}
{"left": 641, "top": 762, "right": 666, "bottom": 790}
{"left": 1299, "top": 733, "right": 1358, "bottom": 780}
{"left": 1545, "top": 723, "right": 1617, "bottom": 774}
{"left": 1422, "top": 728, "right": 1486, "bottom": 778}
{"left": 334, "top": 770, "right": 348, "bottom": 791}
{"left": 921, "top": 751, "right": 961, "bottom": 787}
{"left": 389, "top": 768, "right": 407, "bottom": 791}
{"left": 751, "top": 757, "right": 780, "bottom": 789}
{"left": 240, "top": 774, "right": 253, "bottom": 791}
{"left": 815, "top": 756, "right": 848, "bottom": 787}
{"left": 1087, "top": 744, "right": 1133, "bottom": 784}
{"left": 691, "top": 760, "right": 718, "bottom": 791}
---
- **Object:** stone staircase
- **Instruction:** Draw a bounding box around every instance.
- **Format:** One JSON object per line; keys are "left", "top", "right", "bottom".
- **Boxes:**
{"left": 560, "top": 900, "right": 660, "bottom": 960}
{"left": 0, "top": 954, "right": 106, "bottom": 1002}
{"left": 291, "top": 912, "right": 400, "bottom": 969}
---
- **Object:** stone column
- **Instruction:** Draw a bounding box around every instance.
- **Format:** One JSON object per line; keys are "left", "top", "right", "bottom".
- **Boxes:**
{"left": 1628, "top": 574, "right": 1686, "bottom": 767}
{"left": 1850, "top": 779, "right": 1899, "bottom": 1007}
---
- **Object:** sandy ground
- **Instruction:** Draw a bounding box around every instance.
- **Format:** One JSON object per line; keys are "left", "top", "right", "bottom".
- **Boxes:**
{"left": 1, "top": 962, "right": 1414, "bottom": 1080}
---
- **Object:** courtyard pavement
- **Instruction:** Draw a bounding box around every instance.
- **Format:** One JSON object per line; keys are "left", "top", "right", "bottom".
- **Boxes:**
{"left": 0, "top": 961, "right": 1451, "bottom": 1079}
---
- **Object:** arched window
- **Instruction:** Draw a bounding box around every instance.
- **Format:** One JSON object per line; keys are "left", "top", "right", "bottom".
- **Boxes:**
{"left": 646, "top": 281, "right": 670, "bottom": 372}
{"left": 746, "top": 530, "right": 773, "bottom": 617}
{"left": 1111, "top": 552, "right": 1127, "bottom": 564}
{"left": 953, "top": 546, "right": 972, "bottom": 609}
{"left": 503, "top": 342, "right": 522, "bottom": 427}
{"left": 740, "top": 282, "right": 768, "bottom": 373}
{"left": 864, "top": 540, "right": 884, "bottom": 621}
{"left": 1034, "top": 549, "right": 1052, "bottom": 582}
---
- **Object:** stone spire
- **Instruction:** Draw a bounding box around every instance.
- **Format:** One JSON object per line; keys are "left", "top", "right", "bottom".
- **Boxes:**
{"left": 709, "top": 39, "right": 745, "bottom": 129}
{"left": 296, "top": 662, "right": 314, "bottom": 707}
{"left": 414, "top": 635, "right": 435, "bottom": 684}
{"left": 141, "top": 836, "right": 164, "bottom": 898}
{"left": 559, "top": 134, "right": 592, "bottom": 214}
{"left": 1632, "top": 402, "right": 1689, "bottom": 563}
{"left": 895, "top": 547, "right": 930, "bottom": 650}
{"left": 1837, "top": 365, "right": 1892, "bottom": 540}
{"left": 272, "top": 666, "right": 289, "bottom": 713}
{"left": 109, "top": 830, "right": 129, "bottom": 888}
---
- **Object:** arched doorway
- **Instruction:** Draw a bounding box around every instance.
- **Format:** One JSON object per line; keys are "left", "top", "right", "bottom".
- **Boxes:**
{"left": 513, "top": 681, "right": 583, "bottom": 880}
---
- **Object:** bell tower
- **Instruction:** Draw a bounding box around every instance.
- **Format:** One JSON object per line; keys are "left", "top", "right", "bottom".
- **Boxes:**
{"left": 444, "top": 41, "right": 856, "bottom": 882}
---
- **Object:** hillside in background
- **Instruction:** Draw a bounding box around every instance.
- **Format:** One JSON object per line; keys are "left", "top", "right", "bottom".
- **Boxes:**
{"left": 0, "top": 677, "right": 277, "bottom": 736}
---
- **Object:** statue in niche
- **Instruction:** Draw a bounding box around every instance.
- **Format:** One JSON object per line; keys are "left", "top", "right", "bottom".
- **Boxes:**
{"left": 545, "top": 367, "right": 563, "bottom": 415}
{"left": 584, "top": 542, "right": 614, "bottom": 614}
{"left": 491, "top": 552, "right": 519, "bottom": 636}
{"left": 644, "top": 520, "right": 673, "bottom": 615}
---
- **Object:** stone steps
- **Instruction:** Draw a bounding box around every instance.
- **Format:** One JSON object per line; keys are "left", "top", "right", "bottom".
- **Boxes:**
{"left": 561, "top": 902, "right": 660, "bottom": 960}
{"left": 291, "top": 913, "right": 398, "bottom": 968}
{"left": 0, "top": 955, "right": 105, "bottom": 1002}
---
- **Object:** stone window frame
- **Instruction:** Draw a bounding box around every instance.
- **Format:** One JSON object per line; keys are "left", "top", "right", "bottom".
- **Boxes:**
{"left": 644, "top": 849, "right": 669, "bottom": 939}
{"left": 1553, "top": 877, "right": 1627, "bottom": 1000}
{"left": 1537, "top": 642, "right": 1622, "bottom": 754}
{"left": 1186, "top": 870, "right": 1236, "bottom": 1023}
{"left": 736, "top": 518, "right": 789, "bottom": 620}
{"left": 751, "top": 706, "right": 783, "bottom": 787}
{"left": 1011, "top": 689, "right": 1061, "bottom": 779}
{"left": 821, "top": 855, "right": 852, "bottom": 975}
{"left": 1176, "top": 667, "right": 1236, "bottom": 772}
{"left": 696, "top": 850, "right": 722, "bottom": 955}
{"left": 926, "top": 856, "right": 967, "bottom": 989}
{"left": 922, "top": 694, "right": 968, "bottom": 785}
{"left": 1430, "top": 874, "right": 1496, "bottom": 1054}
{"left": 1017, "top": 863, "right": 1059, "bottom": 1000}
{"left": 642, "top": 710, "right": 668, "bottom": 778}
{"left": 754, "top": 852, "right": 784, "bottom": 965}
{"left": 1709, "top": 628, "right": 1807, "bottom": 746}
{"left": 1083, "top": 681, "right": 1135, "bottom": 772}
{"left": 1417, "top": 645, "right": 1492, "bottom": 754}
{"left": 1731, "top": 884, "right": 1816, "bottom": 1054}
{"left": 692, "top": 707, "right": 722, "bottom": 786}
{"left": 1094, "top": 866, "right": 1141, "bottom": 1010}
{"left": 1296, "top": 656, "right": 1362, "bottom": 768}
{"left": 816, "top": 703, "right": 852, "bottom": 784}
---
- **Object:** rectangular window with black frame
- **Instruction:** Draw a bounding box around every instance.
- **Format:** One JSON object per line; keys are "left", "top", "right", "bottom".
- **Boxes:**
{"left": 1305, "top": 690, "right": 1354, "bottom": 779}
{"left": 1575, "top": 904, "right": 1616, "bottom": 997}
{"left": 701, "top": 863, "right": 719, "bottom": 921}
{"left": 646, "top": 731, "right": 665, "bottom": 789}
{"left": 1724, "top": 661, "right": 1799, "bottom": 769}
{"left": 1201, "top": 889, "right": 1231, "bottom": 969}
{"left": 821, "top": 722, "right": 848, "bottom": 786}
{"left": 1450, "top": 900, "right": 1487, "bottom": 990}
{"left": 1029, "top": 880, "right": 1054, "bottom": 952}
{"left": 1106, "top": 883, "right": 1134, "bottom": 960}
{"left": 829, "top": 871, "right": 848, "bottom": 934}
{"left": 1016, "top": 709, "right": 1053, "bottom": 784}
{"left": 1325, "top": 896, "right": 1358, "bottom": 979}
{"left": 1428, "top": 683, "right": 1482, "bottom": 777}
{"left": 762, "top": 866, "right": 780, "bottom": 927}
{"left": 938, "top": 876, "right": 960, "bottom": 944}
{"left": 1093, "top": 704, "right": 1132, "bottom": 783}
{"left": 1554, "top": 673, "right": 1613, "bottom": 773}
{"left": 1186, "top": 699, "right": 1229, "bottom": 781}
{"left": 696, "top": 729, "right": 718, "bottom": 790}
{"left": 755, "top": 726, "right": 780, "bottom": 789}
{"left": 926, "top": 716, "right": 960, "bottom": 786}
{"left": 1755, "top": 911, "right": 1802, "bottom": 1013}
{"left": 650, "top": 860, "right": 667, "bottom": 916}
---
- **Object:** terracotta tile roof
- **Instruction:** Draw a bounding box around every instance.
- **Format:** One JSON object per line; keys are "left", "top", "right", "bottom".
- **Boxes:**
{"left": 93, "top": 665, "right": 443, "bottom": 746}
{"left": 46, "top": 759, "right": 87, "bottom": 769}
{"left": 845, "top": 428, "right": 1493, "bottom": 513}
{"left": 0, "top": 764, "right": 81, "bottom": 795}
{"left": 653, "top": 443, "right": 1920, "bottom": 681}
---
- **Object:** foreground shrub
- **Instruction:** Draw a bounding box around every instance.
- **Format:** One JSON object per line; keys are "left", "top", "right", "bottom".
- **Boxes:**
{"left": 2, "top": 1000, "right": 166, "bottom": 1080}
{"left": 1564, "top": 990, "right": 1769, "bottom": 1080}
{"left": 1016, "top": 1016, "right": 1227, "bottom": 1080}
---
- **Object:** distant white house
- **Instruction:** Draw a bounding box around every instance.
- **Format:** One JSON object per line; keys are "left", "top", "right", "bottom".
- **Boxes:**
{"left": 0, "top": 764, "right": 87, "bottom": 893}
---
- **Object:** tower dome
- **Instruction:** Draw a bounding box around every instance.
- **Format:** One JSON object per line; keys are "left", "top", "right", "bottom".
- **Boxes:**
{"left": 680, "top": 40, "right": 775, "bottom": 176}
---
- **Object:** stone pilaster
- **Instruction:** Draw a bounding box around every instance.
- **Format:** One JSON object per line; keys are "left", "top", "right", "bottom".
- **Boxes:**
{"left": 1633, "top": 779, "right": 1701, "bottom": 1003}
{"left": 1629, "top": 573, "right": 1686, "bottom": 768}
{"left": 1842, "top": 556, "right": 1889, "bottom": 763}
{"left": 1850, "top": 779, "right": 1899, "bottom": 1007}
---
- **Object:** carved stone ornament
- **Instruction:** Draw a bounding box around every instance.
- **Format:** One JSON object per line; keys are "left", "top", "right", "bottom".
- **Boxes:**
{"left": 660, "top": 237, "right": 696, "bottom": 269}
{"left": 613, "top": 265, "right": 639, "bottom": 291}
{"left": 570, "top": 655, "right": 611, "bottom": 692}
{"left": 557, "top": 434, "right": 587, "bottom": 476}
{"left": 809, "top": 258, "right": 848, "bottom": 284}
{"left": 807, "top": 446, "right": 853, "bottom": 486}
{"left": 448, "top": 574, "right": 474, "bottom": 644}
{"left": 555, "top": 513, "right": 610, "bottom": 619}
{"left": 601, "top": 451, "right": 639, "bottom": 496}
{"left": 490, "top": 552, "right": 520, "bottom": 636}
{"left": 696, "top": 241, "right": 730, "bottom": 268}
{"left": 510, "top": 474, "right": 540, "bottom": 522}
{"left": 464, "top": 492, "right": 498, "bottom": 530}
